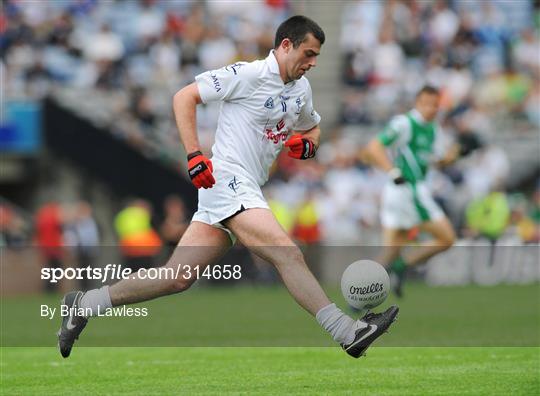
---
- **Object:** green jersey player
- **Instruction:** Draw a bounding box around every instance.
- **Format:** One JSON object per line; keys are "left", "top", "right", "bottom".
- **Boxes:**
{"left": 362, "top": 86, "right": 457, "bottom": 297}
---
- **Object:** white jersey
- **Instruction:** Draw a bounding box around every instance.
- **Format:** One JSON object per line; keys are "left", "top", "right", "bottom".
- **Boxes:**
{"left": 195, "top": 51, "right": 321, "bottom": 186}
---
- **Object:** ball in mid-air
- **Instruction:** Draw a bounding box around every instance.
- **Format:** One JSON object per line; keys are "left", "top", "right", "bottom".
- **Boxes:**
{"left": 341, "top": 260, "right": 389, "bottom": 310}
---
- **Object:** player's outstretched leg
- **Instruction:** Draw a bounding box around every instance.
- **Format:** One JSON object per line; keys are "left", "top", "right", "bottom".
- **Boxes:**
{"left": 224, "top": 208, "right": 399, "bottom": 358}
{"left": 389, "top": 256, "right": 407, "bottom": 298}
{"left": 57, "top": 221, "right": 231, "bottom": 358}
{"left": 378, "top": 228, "right": 408, "bottom": 298}
{"left": 403, "top": 217, "right": 455, "bottom": 266}
{"left": 386, "top": 218, "right": 455, "bottom": 298}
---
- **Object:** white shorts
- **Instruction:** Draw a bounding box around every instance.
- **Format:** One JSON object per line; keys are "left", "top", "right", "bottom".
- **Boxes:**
{"left": 191, "top": 159, "right": 269, "bottom": 240}
{"left": 380, "top": 181, "right": 444, "bottom": 229}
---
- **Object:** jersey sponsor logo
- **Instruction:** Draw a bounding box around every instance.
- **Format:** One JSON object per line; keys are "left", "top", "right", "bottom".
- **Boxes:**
{"left": 210, "top": 73, "right": 221, "bottom": 92}
{"left": 228, "top": 176, "right": 242, "bottom": 193}
{"left": 224, "top": 62, "right": 245, "bottom": 75}
{"left": 265, "top": 118, "right": 288, "bottom": 144}
{"left": 265, "top": 129, "right": 289, "bottom": 144}
{"left": 264, "top": 97, "right": 274, "bottom": 109}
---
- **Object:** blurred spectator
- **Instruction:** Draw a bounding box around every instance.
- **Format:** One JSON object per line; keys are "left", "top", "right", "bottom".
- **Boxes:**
{"left": 159, "top": 195, "right": 188, "bottom": 257}
{"left": 427, "top": 0, "right": 460, "bottom": 49}
{"left": 443, "top": 63, "right": 473, "bottom": 110}
{"left": 130, "top": 87, "right": 156, "bottom": 128}
{"left": 509, "top": 192, "right": 540, "bottom": 243}
{"left": 293, "top": 192, "right": 323, "bottom": 279}
{"left": 531, "top": 184, "right": 540, "bottom": 224}
{"left": 341, "top": 1, "right": 382, "bottom": 52}
{"left": 446, "top": 17, "right": 478, "bottom": 67}
{"left": 0, "top": 203, "right": 30, "bottom": 249}
{"left": 34, "top": 202, "right": 64, "bottom": 293}
{"left": 512, "top": 28, "right": 540, "bottom": 75}
{"left": 198, "top": 23, "right": 237, "bottom": 71}
{"left": 83, "top": 24, "right": 124, "bottom": 63}
{"left": 134, "top": 0, "right": 165, "bottom": 42}
{"left": 524, "top": 78, "right": 540, "bottom": 126}
{"left": 149, "top": 30, "right": 181, "bottom": 81}
{"left": 462, "top": 143, "right": 510, "bottom": 199}
{"left": 114, "top": 199, "right": 162, "bottom": 271}
{"left": 268, "top": 196, "right": 295, "bottom": 236}
{"left": 63, "top": 201, "right": 100, "bottom": 290}
{"left": 372, "top": 22, "right": 404, "bottom": 86}
{"left": 465, "top": 191, "right": 510, "bottom": 241}
{"left": 293, "top": 198, "right": 321, "bottom": 244}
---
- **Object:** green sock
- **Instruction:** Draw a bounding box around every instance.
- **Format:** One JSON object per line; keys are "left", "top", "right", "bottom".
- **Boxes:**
{"left": 390, "top": 256, "right": 407, "bottom": 276}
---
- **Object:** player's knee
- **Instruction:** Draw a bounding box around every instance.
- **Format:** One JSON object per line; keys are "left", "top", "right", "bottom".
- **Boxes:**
{"left": 168, "top": 274, "right": 196, "bottom": 294}
{"left": 439, "top": 231, "right": 455, "bottom": 250}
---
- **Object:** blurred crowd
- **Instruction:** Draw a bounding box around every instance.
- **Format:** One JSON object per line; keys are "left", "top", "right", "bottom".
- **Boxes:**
{"left": 2, "top": 0, "right": 289, "bottom": 162}
{"left": 2, "top": 0, "right": 539, "bottom": 249}
{"left": 340, "top": 0, "right": 539, "bottom": 127}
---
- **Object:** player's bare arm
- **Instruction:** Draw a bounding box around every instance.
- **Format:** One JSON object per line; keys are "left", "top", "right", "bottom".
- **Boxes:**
{"left": 173, "top": 82, "right": 215, "bottom": 189}
{"left": 173, "top": 82, "right": 202, "bottom": 154}
{"left": 360, "top": 138, "right": 405, "bottom": 184}
{"left": 360, "top": 138, "right": 393, "bottom": 172}
{"left": 296, "top": 124, "right": 321, "bottom": 148}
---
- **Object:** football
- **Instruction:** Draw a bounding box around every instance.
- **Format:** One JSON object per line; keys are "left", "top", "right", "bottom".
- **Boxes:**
{"left": 341, "top": 260, "right": 390, "bottom": 311}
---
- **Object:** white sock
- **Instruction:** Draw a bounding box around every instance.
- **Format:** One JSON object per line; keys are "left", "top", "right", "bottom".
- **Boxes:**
{"left": 316, "top": 303, "right": 367, "bottom": 345}
{"left": 79, "top": 286, "right": 112, "bottom": 317}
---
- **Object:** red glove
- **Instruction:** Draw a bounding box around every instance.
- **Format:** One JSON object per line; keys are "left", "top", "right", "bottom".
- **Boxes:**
{"left": 187, "top": 151, "right": 215, "bottom": 189}
{"left": 284, "top": 134, "right": 316, "bottom": 160}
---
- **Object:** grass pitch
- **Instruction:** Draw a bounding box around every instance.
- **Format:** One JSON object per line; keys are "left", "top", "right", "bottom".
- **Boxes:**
{"left": 1, "top": 347, "right": 538, "bottom": 395}
{"left": 1, "top": 283, "right": 539, "bottom": 394}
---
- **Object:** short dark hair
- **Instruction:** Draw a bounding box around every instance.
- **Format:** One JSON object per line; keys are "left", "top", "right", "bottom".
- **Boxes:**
{"left": 274, "top": 15, "right": 325, "bottom": 49}
{"left": 416, "top": 85, "right": 440, "bottom": 98}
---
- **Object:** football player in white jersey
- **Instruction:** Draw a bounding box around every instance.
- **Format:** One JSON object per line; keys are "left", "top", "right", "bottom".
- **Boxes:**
{"left": 58, "top": 16, "right": 398, "bottom": 359}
